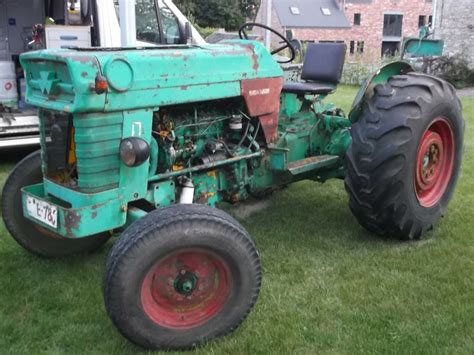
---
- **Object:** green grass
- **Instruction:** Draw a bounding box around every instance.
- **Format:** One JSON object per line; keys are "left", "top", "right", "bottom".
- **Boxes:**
{"left": 1, "top": 86, "right": 473, "bottom": 354}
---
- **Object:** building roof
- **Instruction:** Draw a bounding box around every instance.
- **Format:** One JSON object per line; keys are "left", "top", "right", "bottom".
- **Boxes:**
{"left": 274, "top": 0, "right": 351, "bottom": 28}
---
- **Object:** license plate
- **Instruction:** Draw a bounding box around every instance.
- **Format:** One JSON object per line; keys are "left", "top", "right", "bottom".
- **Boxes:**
{"left": 26, "top": 196, "right": 58, "bottom": 229}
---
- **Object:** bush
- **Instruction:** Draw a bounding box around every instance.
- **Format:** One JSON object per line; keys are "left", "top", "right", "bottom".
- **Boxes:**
{"left": 431, "top": 53, "right": 474, "bottom": 88}
{"left": 195, "top": 25, "right": 218, "bottom": 39}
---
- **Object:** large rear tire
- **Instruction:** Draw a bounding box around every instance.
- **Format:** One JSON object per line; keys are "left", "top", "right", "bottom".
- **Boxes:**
{"left": 345, "top": 72, "right": 464, "bottom": 240}
{"left": 1, "top": 150, "right": 110, "bottom": 257}
{"left": 103, "top": 204, "right": 262, "bottom": 350}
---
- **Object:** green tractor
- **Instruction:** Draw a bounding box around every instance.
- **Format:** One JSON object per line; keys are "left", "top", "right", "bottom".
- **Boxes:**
{"left": 2, "top": 23, "right": 464, "bottom": 350}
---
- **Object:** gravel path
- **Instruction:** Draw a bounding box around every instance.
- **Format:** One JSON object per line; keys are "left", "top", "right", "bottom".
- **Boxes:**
{"left": 457, "top": 87, "right": 474, "bottom": 97}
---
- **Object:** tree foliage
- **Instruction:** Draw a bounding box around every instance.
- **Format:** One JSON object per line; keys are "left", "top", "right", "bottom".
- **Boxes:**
{"left": 174, "top": 0, "right": 260, "bottom": 31}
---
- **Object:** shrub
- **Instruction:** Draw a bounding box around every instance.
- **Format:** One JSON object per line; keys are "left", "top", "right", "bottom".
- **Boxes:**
{"left": 430, "top": 52, "right": 474, "bottom": 88}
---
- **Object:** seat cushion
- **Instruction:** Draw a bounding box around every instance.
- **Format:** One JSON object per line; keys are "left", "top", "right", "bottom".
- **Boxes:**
{"left": 301, "top": 43, "right": 347, "bottom": 84}
{"left": 282, "top": 82, "right": 335, "bottom": 95}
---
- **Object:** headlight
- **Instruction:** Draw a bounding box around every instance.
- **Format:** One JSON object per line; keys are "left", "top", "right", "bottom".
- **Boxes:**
{"left": 120, "top": 137, "right": 150, "bottom": 167}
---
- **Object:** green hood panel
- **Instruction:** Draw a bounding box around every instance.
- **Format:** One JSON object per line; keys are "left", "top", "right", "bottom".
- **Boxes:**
{"left": 20, "top": 41, "right": 283, "bottom": 113}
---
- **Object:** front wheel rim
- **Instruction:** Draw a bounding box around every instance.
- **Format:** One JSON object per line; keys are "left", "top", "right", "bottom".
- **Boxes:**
{"left": 141, "top": 248, "right": 232, "bottom": 329}
{"left": 414, "top": 117, "right": 455, "bottom": 207}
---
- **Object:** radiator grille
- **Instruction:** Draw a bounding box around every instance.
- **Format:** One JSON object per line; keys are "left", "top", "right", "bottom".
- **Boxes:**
{"left": 73, "top": 112, "right": 124, "bottom": 192}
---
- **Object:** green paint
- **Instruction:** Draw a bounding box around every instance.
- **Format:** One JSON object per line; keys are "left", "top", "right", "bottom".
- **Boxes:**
{"left": 402, "top": 37, "right": 444, "bottom": 57}
{"left": 19, "top": 41, "right": 361, "bottom": 239}
{"left": 20, "top": 41, "right": 282, "bottom": 114}
{"left": 147, "top": 181, "right": 177, "bottom": 208}
{"left": 22, "top": 183, "right": 126, "bottom": 238}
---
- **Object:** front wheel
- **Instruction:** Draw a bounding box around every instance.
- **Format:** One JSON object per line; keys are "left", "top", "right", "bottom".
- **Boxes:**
{"left": 345, "top": 72, "right": 464, "bottom": 240}
{"left": 1, "top": 150, "right": 110, "bottom": 257}
{"left": 103, "top": 204, "right": 261, "bottom": 350}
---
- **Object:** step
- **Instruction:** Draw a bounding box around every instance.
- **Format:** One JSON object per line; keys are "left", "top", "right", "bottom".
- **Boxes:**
{"left": 287, "top": 155, "right": 340, "bottom": 175}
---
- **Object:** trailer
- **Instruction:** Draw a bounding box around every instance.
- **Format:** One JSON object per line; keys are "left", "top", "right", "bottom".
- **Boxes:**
{"left": 0, "top": 0, "right": 204, "bottom": 149}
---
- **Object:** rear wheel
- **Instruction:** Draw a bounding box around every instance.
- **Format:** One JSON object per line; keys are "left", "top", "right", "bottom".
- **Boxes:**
{"left": 1, "top": 150, "right": 110, "bottom": 257}
{"left": 103, "top": 204, "right": 261, "bottom": 350}
{"left": 345, "top": 73, "right": 464, "bottom": 240}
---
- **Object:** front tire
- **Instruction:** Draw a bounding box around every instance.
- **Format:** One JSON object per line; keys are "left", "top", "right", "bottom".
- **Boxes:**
{"left": 1, "top": 150, "right": 110, "bottom": 257}
{"left": 103, "top": 204, "right": 261, "bottom": 350}
{"left": 345, "top": 73, "right": 464, "bottom": 240}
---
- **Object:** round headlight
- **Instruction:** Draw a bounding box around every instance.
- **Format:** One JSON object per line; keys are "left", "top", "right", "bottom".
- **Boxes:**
{"left": 120, "top": 137, "right": 150, "bottom": 167}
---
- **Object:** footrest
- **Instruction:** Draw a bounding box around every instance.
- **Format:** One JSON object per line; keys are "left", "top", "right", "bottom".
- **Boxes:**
{"left": 287, "top": 155, "right": 339, "bottom": 175}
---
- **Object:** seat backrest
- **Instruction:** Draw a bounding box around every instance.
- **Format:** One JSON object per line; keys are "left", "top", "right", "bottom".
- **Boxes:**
{"left": 301, "top": 43, "right": 347, "bottom": 84}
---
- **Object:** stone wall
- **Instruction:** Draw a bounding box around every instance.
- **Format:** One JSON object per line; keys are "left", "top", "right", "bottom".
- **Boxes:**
{"left": 434, "top": 0, "right": 474, "bottom": 69}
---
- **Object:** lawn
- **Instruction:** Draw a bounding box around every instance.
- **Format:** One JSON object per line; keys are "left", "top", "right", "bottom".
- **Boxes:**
{"left": 1, "top": 86, "right": 473, "bottom": 354}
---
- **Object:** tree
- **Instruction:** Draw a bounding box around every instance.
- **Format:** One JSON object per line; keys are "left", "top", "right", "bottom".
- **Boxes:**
{"left": 174, "top": 0, "right": 195, "bottom": 17}
{"left": 174, "top": 0, "right": 261, "bottom": 31}
{"left": 240, "top": 0, "right": 260, "bottom": 20}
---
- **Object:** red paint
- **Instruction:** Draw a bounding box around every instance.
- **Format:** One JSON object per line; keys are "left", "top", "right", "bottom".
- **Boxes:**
{"left": 141, "top": 248, "right": 231, "bottom": 329}
{"left": 414, "top": 117, "right": 455, "bottom": 207}
{"left": 241, "top": 77, "right": 284, "bottom": 143}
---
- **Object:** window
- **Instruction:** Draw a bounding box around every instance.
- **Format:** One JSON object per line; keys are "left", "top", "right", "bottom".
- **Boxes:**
{"left": 350, "top": 40, "right": 355, "bottom": 54}
{"left": 382, "top": 42, "right": 400, "bottom": 56}
{"left": 135, "top": 0, "right": 162, "bottom": 44}
{"left": 114, "top": 0, "right": 162, "bottom": 44}
{"left": 383, "top": 14, "right": 403, "bottom": 37}
{"left": 357, "top": 41, "right": 364, "bottom": 54}
{"left": 354, "top": 13, "right": 361, "bottom": 26}
{"left": 418, "top": 15, "right": 426, "bottom": 28}
{"left": 428, "top": 15, "right": 433, "bottom": 25}
{"left": 159, "top": 2, "right": 181, "bottom": 44}
{"left": 113, "top": 0, "right": 182, "bottom": 45}
{"left": 321, "top": 8, "right": 331, "bottom": 16}
{"left": 290, "top": 6, "right": 300, "bottom": 15}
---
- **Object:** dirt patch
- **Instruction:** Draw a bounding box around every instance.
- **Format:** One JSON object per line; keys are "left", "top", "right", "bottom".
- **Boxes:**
{"left": 230, "top": 198, "right": 271, "bottom": 219}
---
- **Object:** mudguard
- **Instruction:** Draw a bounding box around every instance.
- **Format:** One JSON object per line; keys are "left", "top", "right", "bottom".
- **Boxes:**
{"left": 348, "top": 61, "right": 414, "bottom": 123}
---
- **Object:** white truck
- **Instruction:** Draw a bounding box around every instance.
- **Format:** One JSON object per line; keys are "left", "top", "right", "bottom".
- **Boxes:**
{"left": 0, "top": 0, "right": 204, "bottom": 148}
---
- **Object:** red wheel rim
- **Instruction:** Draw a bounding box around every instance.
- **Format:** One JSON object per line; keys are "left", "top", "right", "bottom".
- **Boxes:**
{"left": 141, "top": 248, "right": 232, "bottom": 329}
{"left": 414, "top": 117, "right": 455, "bottom": 207}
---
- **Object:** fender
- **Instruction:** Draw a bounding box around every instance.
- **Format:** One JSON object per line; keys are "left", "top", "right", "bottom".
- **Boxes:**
{"left": 348, "top": 61, "right": 414, "bottom": 123}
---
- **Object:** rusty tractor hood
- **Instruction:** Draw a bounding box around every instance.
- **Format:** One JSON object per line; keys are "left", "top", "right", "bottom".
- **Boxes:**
{"left": 20, "top": 41, "right": 284, "bottom": 113}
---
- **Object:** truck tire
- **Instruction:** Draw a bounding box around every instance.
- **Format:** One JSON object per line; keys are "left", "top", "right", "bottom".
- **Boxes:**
{"left": 103, "top": 204, "right": 262, "bottom": 350}
{"left": 345, "top": 73, "right": 464, "bottom": 240}
{"left": 1, "top": 150, "right": 110, "bottom": 257}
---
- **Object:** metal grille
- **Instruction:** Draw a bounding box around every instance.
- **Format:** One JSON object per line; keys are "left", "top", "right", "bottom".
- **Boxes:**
{"left": 73, "top": 112, "right": 124, "bottom": 192}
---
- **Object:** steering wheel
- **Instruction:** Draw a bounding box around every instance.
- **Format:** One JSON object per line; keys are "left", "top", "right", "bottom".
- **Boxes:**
{"left": 238, "top": 22, "right": 296, "bottom": 64}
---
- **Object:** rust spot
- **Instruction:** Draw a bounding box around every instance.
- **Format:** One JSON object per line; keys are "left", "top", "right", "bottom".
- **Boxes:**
{"left": 68, "top": 55, "right": 96, "bottom": 64}
{"left": 180, "top": 86, "right": 188, "bottom": 91}
{"left": 64, "top": 211, "right": 81, "bottom": 238}
{"left": 81, "top": 72, "right": 88, "bottom": 78}
{"left": 241, "top": 78, "right": 284, "bottom": 143}
{"left": 240, "top": 43, "right": 259, "bottom": 71}
{"left": 91, "top": 211, "right": 98, "bottom": 219}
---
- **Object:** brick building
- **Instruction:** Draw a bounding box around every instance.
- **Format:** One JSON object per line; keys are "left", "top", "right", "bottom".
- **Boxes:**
{"left": 255, "top": 0, "right": 433, "bottom": 63}
{"left": 434, "top": 0, "right": 474, "bottom": 69}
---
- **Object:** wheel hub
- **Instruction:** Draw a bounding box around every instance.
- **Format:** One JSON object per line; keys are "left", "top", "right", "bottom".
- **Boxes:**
{"left": 141, "top": 248, "right": 231, "bottom": 329}
{"left": 417, "top": 131, "right": 443, "bottom": 190}
{"left": 414, "top": 117, "right": 455, "bottom": 207}
{"left": 174, "top": 271, "right": 198, "bottom": 296}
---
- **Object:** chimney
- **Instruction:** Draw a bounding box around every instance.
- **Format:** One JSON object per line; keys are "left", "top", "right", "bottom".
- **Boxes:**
{"left": 335, "top": 0, "right": 346, "bottom": 10}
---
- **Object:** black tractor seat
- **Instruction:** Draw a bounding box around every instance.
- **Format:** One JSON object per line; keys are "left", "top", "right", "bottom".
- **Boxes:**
{"left": 282, "top": 43, "right": 347, "bottom": 96}
{"left": 282, "top": 82, "right": 335, "bottom": 95}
